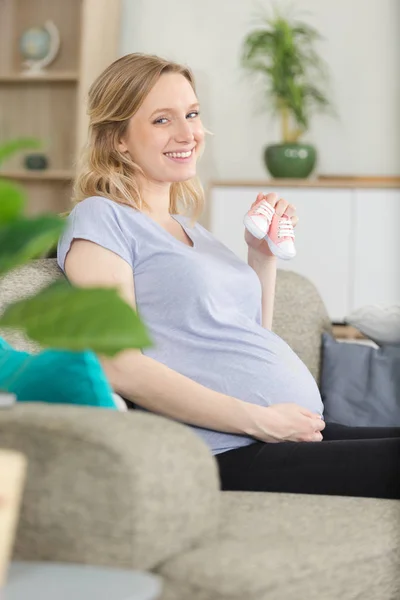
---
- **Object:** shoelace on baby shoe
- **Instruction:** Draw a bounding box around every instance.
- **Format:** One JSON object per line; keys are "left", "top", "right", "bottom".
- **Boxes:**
{"left": 254, "top": 201, "right": 275, "bottom": 219}
{"left": 277, "top": 217, "right": 295, "bottom": 240}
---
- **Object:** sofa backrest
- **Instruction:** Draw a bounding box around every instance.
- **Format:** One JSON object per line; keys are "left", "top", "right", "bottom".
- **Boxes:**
{"left": 0, "top": 259, "right": 331, "bottom": 382}
{"left": 273, "top": 270, "right": 332, "bottom": 382}
{"left": 0, "top": 260, "right": 62, "bottom": 354}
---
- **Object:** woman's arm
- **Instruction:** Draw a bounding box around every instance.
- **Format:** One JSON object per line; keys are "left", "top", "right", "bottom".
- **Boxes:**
{"left": 101, "top": 349, "right": 256, "bottom": 434}
{"left": 245, "top": 191, "right": 298, "bottom": 330}
{"left": 247, "top": 248, "right": 277, "bottom": 330}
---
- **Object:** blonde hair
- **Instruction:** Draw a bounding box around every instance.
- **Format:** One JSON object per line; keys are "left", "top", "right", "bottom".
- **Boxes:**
{"left": 72, "top": 53, "right": 205, "bottom": 223}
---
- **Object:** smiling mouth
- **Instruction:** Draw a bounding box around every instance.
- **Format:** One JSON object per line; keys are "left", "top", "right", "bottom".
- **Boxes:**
{"left": 164, "top": 148, "right": 195, "bottom": 161}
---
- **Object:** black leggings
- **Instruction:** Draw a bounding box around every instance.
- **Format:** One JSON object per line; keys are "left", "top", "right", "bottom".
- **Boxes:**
{"left": 216, "top": 423, "right": 400, "bottom": 499}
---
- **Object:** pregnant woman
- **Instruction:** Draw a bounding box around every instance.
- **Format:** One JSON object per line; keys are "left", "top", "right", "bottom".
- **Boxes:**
{"left": 58, "top": 53, "right": 400, "bottom": 499}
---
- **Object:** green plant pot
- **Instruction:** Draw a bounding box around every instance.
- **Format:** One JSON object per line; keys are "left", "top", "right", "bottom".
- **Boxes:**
{"left": 264, "top": 143, "right": 317, "bottom": 178}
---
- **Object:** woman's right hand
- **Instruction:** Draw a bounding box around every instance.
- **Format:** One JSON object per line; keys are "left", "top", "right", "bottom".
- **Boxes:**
{"left": 244, "top": 403, "right": 325, "bottom": 443}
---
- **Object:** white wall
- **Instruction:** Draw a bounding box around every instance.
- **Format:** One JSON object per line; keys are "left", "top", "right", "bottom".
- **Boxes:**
{"left": 120, "top": 0, "right": 400, "bottom": 182}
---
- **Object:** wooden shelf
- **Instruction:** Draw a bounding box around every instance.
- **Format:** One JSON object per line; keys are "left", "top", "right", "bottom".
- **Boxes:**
{"left": 0, "top": 72, "right": 79, "bottom": 83}
{"left": 0, "top": 170, "right": 74, "bottom": 181}
{"left": 211, "top": 177, "right": 400, "bottom": 189}
{"left": 331, "top": 324, "right": 366, "bottom": 340}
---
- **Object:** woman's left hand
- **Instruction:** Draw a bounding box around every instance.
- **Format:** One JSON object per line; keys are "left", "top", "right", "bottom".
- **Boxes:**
{"left": 244, "top": 192, "right": 299, "bottom": 257}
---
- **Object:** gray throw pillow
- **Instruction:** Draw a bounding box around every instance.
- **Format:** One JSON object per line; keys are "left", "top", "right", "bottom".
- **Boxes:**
{"left": 321, "top": 333, "right": 400, "bottom": 427}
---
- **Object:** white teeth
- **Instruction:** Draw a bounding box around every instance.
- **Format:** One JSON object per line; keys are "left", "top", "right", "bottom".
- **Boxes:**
{"left": 165, "top": 150, "right": 192, "bottom": 158}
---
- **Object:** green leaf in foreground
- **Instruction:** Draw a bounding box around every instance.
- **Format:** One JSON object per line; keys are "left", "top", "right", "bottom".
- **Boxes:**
{"left": 0, "top": 179, "right": 26, "bottom": 224}
{"left": 0, "top": 215, "right": 66, "bottom": 276}
{"left": 0, "top": 138, "right": 40, "bottom": 165}
{"left": 0, "top": 280, "right": 153, "bottom": 356}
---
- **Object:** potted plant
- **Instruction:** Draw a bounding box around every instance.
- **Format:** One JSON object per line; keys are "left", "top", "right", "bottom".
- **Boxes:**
{"left": 241, "top": 7, "right": 333, "bottom": 178}
{"left": 0, "top": 139, "right": 151, "bottom": 403}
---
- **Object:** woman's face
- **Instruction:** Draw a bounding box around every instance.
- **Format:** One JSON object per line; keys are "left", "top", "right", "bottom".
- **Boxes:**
{"left": 118, "top": 72, "right": 205, "bottom": 184}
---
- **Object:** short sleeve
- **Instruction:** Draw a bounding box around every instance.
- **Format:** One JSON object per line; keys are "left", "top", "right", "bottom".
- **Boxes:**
{"left": 57, "top": 196, "right": 134, "bottom": 273}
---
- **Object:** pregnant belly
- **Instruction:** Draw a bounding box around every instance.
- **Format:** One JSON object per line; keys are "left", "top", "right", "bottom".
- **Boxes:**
{"left": 188, "top": 343, "right": 324, "bottom": 455}
{"left": 208, "top": 340, "right": 324, "bottom": 415}
{"left": 258, "top": 347, "right": 323, "bottom": 414}
{"left": 145, "top": 327, "right": 324, "bottom": 416}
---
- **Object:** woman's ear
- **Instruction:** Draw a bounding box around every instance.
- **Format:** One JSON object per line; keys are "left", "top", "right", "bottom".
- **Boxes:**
{"left": 117, "top": 138, "right": 128, "bottom": 153}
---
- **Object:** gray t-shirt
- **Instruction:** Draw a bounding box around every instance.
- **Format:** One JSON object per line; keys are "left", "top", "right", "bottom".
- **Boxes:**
{"left": 57, "top": 196, "right": 323, "bottom": 454}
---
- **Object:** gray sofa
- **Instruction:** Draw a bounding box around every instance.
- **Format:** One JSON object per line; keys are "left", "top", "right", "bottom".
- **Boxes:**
{"left": 1, "top": 259, "right": 399, "bottom": 600}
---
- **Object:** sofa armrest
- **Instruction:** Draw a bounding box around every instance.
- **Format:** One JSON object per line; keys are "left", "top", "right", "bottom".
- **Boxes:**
{"left": 0, "top": 404, "right": 220, "bottom": 570}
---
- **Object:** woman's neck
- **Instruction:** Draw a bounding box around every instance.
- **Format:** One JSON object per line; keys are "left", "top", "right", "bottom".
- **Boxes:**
{"left": 140, "top": 179, "right": 172, "bottom": 223}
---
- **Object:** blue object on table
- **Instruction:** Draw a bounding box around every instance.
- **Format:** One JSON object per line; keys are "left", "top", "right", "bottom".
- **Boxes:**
{"left": 5, "top": 562, "right": 162, "bottom": 600}
{"left": 0, "top": 337, "right": 117, "bottom": 409}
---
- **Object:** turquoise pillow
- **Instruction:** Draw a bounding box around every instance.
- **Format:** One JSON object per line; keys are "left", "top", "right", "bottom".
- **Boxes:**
{"left": 0, "top": 337, "right": 117, "bottom": 409}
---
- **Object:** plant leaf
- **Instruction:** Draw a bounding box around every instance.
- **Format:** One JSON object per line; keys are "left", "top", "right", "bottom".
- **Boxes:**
{"left": 240, "top": 7, "right": 334, "bottom": 132}
{"left": 0, "top": 280, "right": 153, "bottom": 356}
{"left": 0, "top": 215, "right": 65, "bottom": 277}
{"left": 0, "top": 138, "right": 40, "bottom": 165}
{"left": 0, "top": 179, "right": 26, "bottom": 224}
{"left": 292, "top": 24, "right": 321, "bottom": 42}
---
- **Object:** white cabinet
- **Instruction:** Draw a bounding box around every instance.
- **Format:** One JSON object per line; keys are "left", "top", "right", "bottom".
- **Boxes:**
{"left": 353, "top": 189, "right": 400, "bottom": 308}
{"left": 209, "top": 184, "right": 400, "bottom": 322}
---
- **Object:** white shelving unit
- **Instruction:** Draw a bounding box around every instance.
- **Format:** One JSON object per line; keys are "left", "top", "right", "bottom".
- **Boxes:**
{"left": 0, "top": 0, "right": 121, "bottom": 215}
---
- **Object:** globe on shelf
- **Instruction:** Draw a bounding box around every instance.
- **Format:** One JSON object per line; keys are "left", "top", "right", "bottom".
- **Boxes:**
{"left": 19, "top": 20, "right": 60, "bottom": 76}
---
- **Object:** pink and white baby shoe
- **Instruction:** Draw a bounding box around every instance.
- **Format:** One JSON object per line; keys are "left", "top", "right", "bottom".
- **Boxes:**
{"left": 243, "top": 198, "right": 296, "bottom": 260}
{"left": 243, "top": 198, "right": 275, "bottom": 240}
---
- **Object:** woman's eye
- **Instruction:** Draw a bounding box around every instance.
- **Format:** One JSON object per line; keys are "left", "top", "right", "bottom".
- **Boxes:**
{"left": 154, "top": 111, "right": 199, "bottom": 124}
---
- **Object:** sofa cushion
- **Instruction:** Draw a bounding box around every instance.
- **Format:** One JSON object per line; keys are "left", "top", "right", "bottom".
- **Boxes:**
{"left": 346, "top": 304, "right": 400, "bottom": 346}
{"left": 158, "top": 492, "right": 400, "bottom": 600}
{"left": 321, "top": 333, "right": 400, "bottom": 426}
{"left": 218, "top": 490, "right": 400, "bottom": 546}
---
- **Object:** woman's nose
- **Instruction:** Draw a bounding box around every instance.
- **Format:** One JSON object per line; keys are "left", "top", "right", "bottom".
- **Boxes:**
{"left": 174, "top": 119, "right": 194, "bottom": 142}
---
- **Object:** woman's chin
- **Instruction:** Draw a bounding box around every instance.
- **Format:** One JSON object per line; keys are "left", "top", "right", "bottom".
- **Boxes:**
{"left": 167, "top": 167, "right": 197, "bottom": 182}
